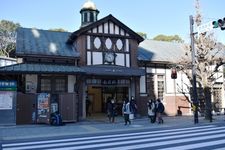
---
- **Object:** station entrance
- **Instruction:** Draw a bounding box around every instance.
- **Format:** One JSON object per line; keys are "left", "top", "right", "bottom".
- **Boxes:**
{"left": 87, "top": 86, "right": 128, "bottom": 116}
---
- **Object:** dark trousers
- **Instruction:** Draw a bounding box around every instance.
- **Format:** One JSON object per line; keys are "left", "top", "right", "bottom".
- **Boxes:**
{"left": 108, "top": 114, "right": 115, "bottom": 123}
{"left": 86, "top": 106, "right": 91, "bottom": 116}
{"left": 149, "top": 115, "right": 156, "bottom": 123}
{"left": 157, "top": 112, "right": 163, "bottom": 124}
{"left": 124, "top": 114, "right": 131, "bottom": 125}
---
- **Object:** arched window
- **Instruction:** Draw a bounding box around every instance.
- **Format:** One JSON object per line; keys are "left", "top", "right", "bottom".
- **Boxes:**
{"left": 84, "top": 12, "right": 87, "bottom": 22}
{"left": 90, "top": 12, "right": 94, "bottom": 22}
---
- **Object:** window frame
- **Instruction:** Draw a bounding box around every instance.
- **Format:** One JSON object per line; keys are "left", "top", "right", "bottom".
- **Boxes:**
{"left": 38, "top": 75, "right": 67, "bottom": 93}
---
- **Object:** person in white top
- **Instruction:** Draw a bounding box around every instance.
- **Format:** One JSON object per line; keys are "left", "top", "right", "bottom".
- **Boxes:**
{"left": 147, "top": 99, "right": 156, "bottom": 123}
{"left": 122, "top": 98, "right": 131, "bottom": 125}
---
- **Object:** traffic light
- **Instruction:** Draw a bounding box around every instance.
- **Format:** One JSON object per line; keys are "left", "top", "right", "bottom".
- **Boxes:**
{"left": 212, "top": 18, "right": 225, "bottom": 30}
{"left": 171, "top": 67, "right": 177, "bottom": 79}
{"left": 212, "top": 21, "right": 219, "bottom": 28}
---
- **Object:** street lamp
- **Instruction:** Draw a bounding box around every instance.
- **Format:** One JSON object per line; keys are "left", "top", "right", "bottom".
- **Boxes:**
{"left": 189, "top": 15, "right": 199, "bottom": 124}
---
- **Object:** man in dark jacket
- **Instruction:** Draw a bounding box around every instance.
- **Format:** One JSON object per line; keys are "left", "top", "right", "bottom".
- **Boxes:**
{"left": 106, "top": 97, "right": 116, "bottom": 123}
{"left": 156, "top": 99, "right": 164, "bottom": 124}
{"left": 86, "top": 96, "right": 91, "bottom": 116}
{"left": 130, "top": 96, "right": 137, "bottom": 118}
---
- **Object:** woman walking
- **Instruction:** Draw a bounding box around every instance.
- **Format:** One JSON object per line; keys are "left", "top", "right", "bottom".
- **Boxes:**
{"left": 147, "top": 99, "right": 156, "bottom": 123}
{"left": 122, "top": 99, "right": 131, "bottom": 125}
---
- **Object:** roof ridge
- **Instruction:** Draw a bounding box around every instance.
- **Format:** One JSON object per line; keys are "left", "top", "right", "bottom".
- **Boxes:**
{"left": 143, "top": 39, "right": 184, "bottom": 45}
{"left": 18, "top": 27, "right": 71, "bottom": 34}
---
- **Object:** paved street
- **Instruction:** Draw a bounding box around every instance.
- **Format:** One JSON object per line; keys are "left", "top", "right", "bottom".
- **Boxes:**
{"left": 2, "top": 123, "right": 225, "bottom": 150}
{"left": 1, "top": 115, "right": 225, "bottom": 149}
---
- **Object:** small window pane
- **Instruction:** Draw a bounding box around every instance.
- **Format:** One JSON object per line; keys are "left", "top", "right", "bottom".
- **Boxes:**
{"left": 158, "top": 80, "right": 164, "bottom": 100}
{"left": 41, "top": 79, "right": 51, "bottom": 91}
{"left": 146, "top": 73, "right": 155, "bottom": 98}
{"left": 55, "top": 79, "right": 66, "bottom": 92}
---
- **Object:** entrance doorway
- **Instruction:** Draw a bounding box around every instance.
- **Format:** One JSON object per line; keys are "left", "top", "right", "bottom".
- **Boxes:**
{"left": 87, "top": 86, "right": 128, "bottom": 116}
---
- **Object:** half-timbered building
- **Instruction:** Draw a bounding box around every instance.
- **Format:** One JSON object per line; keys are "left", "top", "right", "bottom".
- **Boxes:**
{"left": 0, "top": 0, "right": 224, "bottom": 125}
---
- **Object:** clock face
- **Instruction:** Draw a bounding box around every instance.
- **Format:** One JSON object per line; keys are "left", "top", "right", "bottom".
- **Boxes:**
{"left": 104, "top": 52, "right": 115, "bottom": 63}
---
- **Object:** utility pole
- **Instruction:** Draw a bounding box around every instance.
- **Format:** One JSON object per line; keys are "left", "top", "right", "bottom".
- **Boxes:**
{"left": 189, "top": 15, "right": 199, "bottom": 124}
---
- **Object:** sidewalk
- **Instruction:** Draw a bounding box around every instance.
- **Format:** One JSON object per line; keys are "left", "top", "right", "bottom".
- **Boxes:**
{"left": 1, "top": 115, "right": 224, "bottom": 141}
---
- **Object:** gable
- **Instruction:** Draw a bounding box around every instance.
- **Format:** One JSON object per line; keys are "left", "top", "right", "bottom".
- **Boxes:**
{"left": 86, "top": 20, "right": 130, "bottom": 37}
{"left": 67, "top": 14, "right": 144, "bottom": 44}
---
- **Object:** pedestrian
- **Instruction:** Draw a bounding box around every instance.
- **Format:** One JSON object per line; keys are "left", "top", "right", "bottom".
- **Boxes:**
{"left": 86, "top": 96, "right": 91, "bottom": 116}
{"left": 156, "top": 98, "right": 165, "bottom": 124}
{"left": 130, "top": 96, "right": 137, "bottom": 118}
{"left": 106, "top": 97, "right": 116, "bottom": 123}
{"left": 31, "top": 104, "right": 36, "bottom": 124}
{"left": 147, "top": 99, "right": 156, "bottom": 123}
{"left": 50, "top": 111, "right": 63, "bottom": 126}
{"left": 122, "top": 98, "right": 131, "bottom": 125}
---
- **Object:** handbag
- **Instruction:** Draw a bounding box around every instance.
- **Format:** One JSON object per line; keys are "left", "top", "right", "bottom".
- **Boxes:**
{"left": 129, "top": 114, "right": 134, "bottom": 120}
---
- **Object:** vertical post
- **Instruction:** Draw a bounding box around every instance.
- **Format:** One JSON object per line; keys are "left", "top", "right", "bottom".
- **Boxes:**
{"left": 190, "top": 15, "right": 199, "bottom": 124}
{"left": 174, "top": 78, "right": 176, "bottom": 108}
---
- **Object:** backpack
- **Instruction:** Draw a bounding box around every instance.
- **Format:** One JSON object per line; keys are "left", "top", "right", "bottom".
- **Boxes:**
{"left": 123, "top": 103, "right": 131, "bottom": 113}
{"left": 159, "top": 102, "right": 165, "bottom": 113}
{"left": 51, "top": 112, "right": 63, "bottom": 126}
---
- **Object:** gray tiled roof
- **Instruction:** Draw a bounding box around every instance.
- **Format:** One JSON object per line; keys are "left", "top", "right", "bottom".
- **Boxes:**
{"left": 16, "top": 28, "right": 79, "bottom": 58}
{"left": 0, "top": 63, "right": 84, "bottom": 74}
{"left": 82, "top": 65, "right": 145, "bottom": 76}
{"left": 138, "top": 40, "right": 186, "bottom": 63}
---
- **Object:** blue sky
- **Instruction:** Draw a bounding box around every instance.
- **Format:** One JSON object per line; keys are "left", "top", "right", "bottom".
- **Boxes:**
{"left": 1, "top": 0, "right": 224, "bottom": 43}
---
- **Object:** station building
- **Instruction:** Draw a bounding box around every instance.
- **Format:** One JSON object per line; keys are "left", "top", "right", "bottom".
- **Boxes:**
{"left": 0, "top": 0, "right": 224, "bottom": 125}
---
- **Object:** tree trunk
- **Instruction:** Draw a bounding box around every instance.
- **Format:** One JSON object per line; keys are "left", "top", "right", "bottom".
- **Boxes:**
{"left": 204, "top": 86, "right": 212, "bottom": 122}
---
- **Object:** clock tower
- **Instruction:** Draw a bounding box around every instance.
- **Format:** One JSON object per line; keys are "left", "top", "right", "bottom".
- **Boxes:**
{"left": 67, "top": 1, "right": 144, "bottom": 119}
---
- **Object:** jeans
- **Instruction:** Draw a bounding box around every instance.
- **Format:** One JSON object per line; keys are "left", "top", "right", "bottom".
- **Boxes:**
{"left": 124, "top": 114, "right": 131, "bottom": 125}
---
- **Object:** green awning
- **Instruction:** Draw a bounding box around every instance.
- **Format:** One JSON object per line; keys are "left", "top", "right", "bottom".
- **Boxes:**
{"left": 0, "top": 63, "right": 85, "bottom": 74}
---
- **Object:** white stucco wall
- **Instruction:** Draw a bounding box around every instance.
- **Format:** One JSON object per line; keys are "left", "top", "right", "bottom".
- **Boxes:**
{"left": 144, "top": 67, "right": 192, "bottom": 96}
{"left": 68, "top": 75, "right": 76, "bottom": 93}
{"left": 116, "top": 53, "right": 124, "bottom": 66}
{"left": 139, "top": 75, "right": 146, "bottom": 93}
{"left": 92, "top": 52, "right": 102, "bottom": 65}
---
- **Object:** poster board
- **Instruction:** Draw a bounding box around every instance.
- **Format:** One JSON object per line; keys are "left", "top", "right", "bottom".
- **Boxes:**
{"left": 0, "top": 91, "right": 13, "bottom": 110}
{"left": 0, "top": 80, "right": 17, "bottom": 125}
{"left": 37, "top": 93, "right": 50, "bottom": 124}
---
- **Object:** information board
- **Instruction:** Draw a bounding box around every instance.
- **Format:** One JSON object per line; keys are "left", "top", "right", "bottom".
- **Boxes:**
{"left": 37, "top": 93, "right": 50, "bottom": 124}
{"left": 0, "top": 91, "right": 13, "bottom": 110}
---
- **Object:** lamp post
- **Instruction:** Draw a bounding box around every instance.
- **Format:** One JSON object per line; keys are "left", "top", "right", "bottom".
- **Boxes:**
{"left": 190, "top": 15, "right": 199, "bottom": 124}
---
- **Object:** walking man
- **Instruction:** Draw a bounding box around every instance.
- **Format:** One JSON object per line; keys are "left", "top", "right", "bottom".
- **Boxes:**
{"left": 156, "top": 98, "right": 165, "bottom": 124}
{"left": 106, "top": 97, "right": 116, "bottom": 123}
